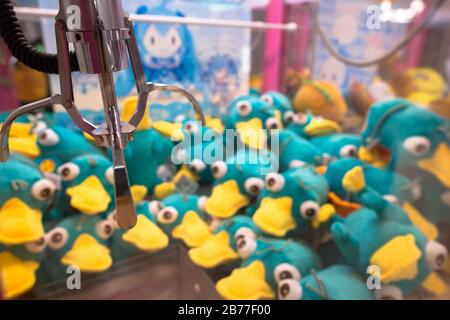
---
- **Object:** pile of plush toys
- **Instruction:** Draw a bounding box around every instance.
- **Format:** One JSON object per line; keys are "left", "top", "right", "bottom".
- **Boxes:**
{"left": 0, "top": 79, "right": 449, "bottom": 301}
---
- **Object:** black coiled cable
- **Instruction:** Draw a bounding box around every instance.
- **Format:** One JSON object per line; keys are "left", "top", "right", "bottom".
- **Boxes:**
{"left": 0, "top": 0, "right": 79, "bottom": 74}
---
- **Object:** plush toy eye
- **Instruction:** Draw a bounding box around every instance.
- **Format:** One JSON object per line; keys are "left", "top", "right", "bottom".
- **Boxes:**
{"left": 105, "top": 167, "right": 114, "bottom": 185}
{"left": 244, "top": 177, "right": 264, "bottom": 196}
{"left": 234, "top": 227, "right": 257, "bottom": 242}
{"left": 157, "top": 165, "right": 174, "bottom": 183}
{"left": 339, "top": 145, "right": 358, "bottom": 158}
{"left": 211, "top": 161, "right": 227, "bottom": 179}
{"left": 197, "top": 196, "right": 208, "bottom": 212}
{"left": 293, "top": 113, "right": 308, "bottom": 125}
{"left": 236, "top": 101, "right": 252, "bottom": 117}
{"left": 299, "top": 200, "right": 319, "bottom": 220}
{"left": 25, "top": 237, "right": 47, "bottom": 254}
{"left": 189, "top": 159, "right": 206, "bottom": 173}
{"left": 175, "top": 115, "right": 186, "bottom": 123}
{"left": 265, "top": 117, "right": 281, "bottom": 130}
{"left": 383, "top": 194, "right": 399, "bottom": 205}
{"left": 261, "top": 94, "right": 273, "bottom": 106}
{"left": 38, "top": 128, "right": 59, "bottom": 147}
{"left": 278, "top": 279, "right": 302, "bottom": 300}
{"left": 236, "top": 236, "right": 257, "bottom": 259}
{"left": 283, "top": 111, "right": 295, "bottom": 124}
{"left": 289, "top": 160, "right": 306, "bottom": 169}
{"left": 374, "top": 284, "right": 403, "bottom": 300}
{"left": 425, "top": 241, "right": 448, "bottom": 270}
{"left": 149, "top": 201, "right": 164, "bottom": 215}
{"left": 46, "top": 227, "right": 69, "bottom": 250}
{"left": 403, "top": 136, "right": 431, "bottom": 157}
{"left": 265, "top": 173, "right": 285, "bottom": 192}
{"left": 274, "top": 263, "right": 301, "bottom": 283}
{"left": 57, "top": 162, "right": 80, "bottom": 182}
{"left": 184, "top": 121, "right": 199, "bottom": 134}
{"left": 31, "top": 179, "right": 56, "bottom": 201}
{"left": 156, "top": 206, "right": 179, "bottom": 224}
{"left": 96, "top": 220, "right": 116, "bottom": 240}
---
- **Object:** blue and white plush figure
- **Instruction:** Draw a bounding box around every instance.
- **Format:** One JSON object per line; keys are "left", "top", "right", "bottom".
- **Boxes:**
{"left": 115, "top": 3, "right": 199, "bottom": 96}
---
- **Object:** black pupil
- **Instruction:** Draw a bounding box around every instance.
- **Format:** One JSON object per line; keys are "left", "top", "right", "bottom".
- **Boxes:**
{"left": 104, "top": 225, "right": 112, "bottom": 234}
{"left": 240, "top": 104, "right": 247, "bottom": 111}
{"left": 213, "top": 166, "right": 219, "bottom": 174}
{"left": 280, "top": 270, "right": 292, "bottom": 280}
{"left": 416, "top": 144, "right": 426, "bottom": 153}
{"left": 62, "top": 168, "right": 70, "bottom": 177}
{"left": 238, "top": 240, "right": 246, "bottom": 249}
{"left": 151, "top": 37, "right": 155, "bottom": 45}
{"left": 270, "top": 123, "right": 278, "bottom": 129}
{"left": 52, "top": 233, "right": 63, "bottom": 243}
{"left": 250, "top": 185, "right": 259, "bottom": 194}
{"left": 235, "top": 234, "right": 245, "bottom": 241}
{"left": 171, "top": 36, "right": 176, "bottom": 45}
{"left": 163, "top": 211, "right": 172, "bottom": 220}
{"left": 41, "top": 188, "right": 51, "bottom": 198}
{"left": 40, "top": 132, "right": 47, "bottom": 140}
{"left": 348, "top": 149, "right": 356, "bottom": 156}
{"left": 436, "top": 254, "right": 446, "bottom": 266}
{"left": 186, "top": 124, "right": 192, "bottom": 131}
{"left": 280, "top": 283, "right": 290, "bottom": 297}
{"left": 305, "top": 208, "right": 316, "bottom": 218}
{"left": 268, "top": 178, "right": 276, "bottom": 187}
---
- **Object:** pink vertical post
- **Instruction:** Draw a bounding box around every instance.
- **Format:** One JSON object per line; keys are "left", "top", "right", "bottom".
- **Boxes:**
{"left": 263, "top": 0, "right": 285, "bottom": 92}
{"left": 406, "top": 4, "right": 429, "bottom": 67}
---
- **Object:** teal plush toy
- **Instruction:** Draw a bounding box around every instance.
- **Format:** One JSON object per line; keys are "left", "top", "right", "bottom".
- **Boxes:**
{"left": 277, "top": 265, "right": 374, "bottom": 300}
{"left": 270, "top": 130, "right": 325, "bottom": 171}
{"left": 122, "top": 128, "right": 173, "bottom": 194}
{"left": 330, "top": 207, "right": 448, "bottom": 298}
{"left": 0, "top": 238, "right": 47, "bottom": 299}
{"left": 225, "top": 95, "right": 282, "bottom": 150}
{"left": 204, "top": 148, "right": 277, "bottom": 219}
{"left": 0, "top": 154, "right": 56, "bottom": 245}
{"left": 40, "top": 214, "right": 115, "bottom": 282}
{"left": 360, "top": 98, "right": 450, "bottom": 225}
{"left": 252, "top": 166, "right": 336, "bottom": 237}
{"left": 324, "top": 158, "right": 439, "bottom": 241}
{"left": 35, "top": 125, "right": 103, "bottom": 174}
{"left": 286, "top": 113, "right": 341, "bottom": 139}
{"left": 109, "top": 200, "right": 169, "bottom": 261}
{"left": 53, "top": 154, "right": 114, "bottom": 218}
{"left": 188, "top": 216, "right": 264, "bottom": 269}
{"left": 148, "top": 194, "right": 212, "bottom": 248}
{"left": 310, "top": 134, "right": 361, "bottom": 160}
{"left": 260, "top": 91, "right": 293, "bottom": 126}
{"left": 215, "top": 237, "right": 321, "bottom": 300}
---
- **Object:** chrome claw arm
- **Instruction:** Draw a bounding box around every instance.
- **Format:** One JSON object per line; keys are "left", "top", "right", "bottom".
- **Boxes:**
{"left": 0, "top": 94, "right": 61, "bottom": 162}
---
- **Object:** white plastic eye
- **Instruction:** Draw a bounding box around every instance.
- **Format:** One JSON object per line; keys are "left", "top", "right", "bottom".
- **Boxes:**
{"left": 236, "top": 236, "right": 257, "bottom": 259}
{"left": 149, "top": 201, "right": 164, "bottom": 216}
{"left": 107, "top": 210, "right": 119, "bottom": 228}
{"left": 374, "top": 284, "right": 403, "bottom": 300}
{"left": 403, "top": 136, "right": 431, "bottom": 157}
{"left": 289, "top": 160, "right": 306, "bottom": 169}
{"left": 425, "top": 241, "right": 448, "bottom": 270}
{"left": 156, "top": 206, "right": 179, "bottom": 224}
{"left": 197, "top": 196, "right": 208, "bottom": 212}
{"left": 293, "top": 113, "right": 308, "bottom": 125}
{"left": 46, "top": 227, "right": 69, "bottom": 250}
{"left": 261, "top": 94, "right": 273, "bottom": 106}
{"left": 189, "top": 159, "right": 206, "bottom": 173}
{"left": 96, "top": 220, "right": 116, "bottom": 240}
{"left": 299, "top": 200, "right": 320, "bottom": 220}
{"left": 105, "top": 167, "right": 114, "bottom": 185}
{"left": 278, "top": 279, "right": 303, "bottom": 300}
{"left": 157, "top": 165, "right": 174, "bottom": 182}
{"left": 383, "top": 194, "right": 399, "bottom": 205}
{"left": 211, "top": 161, "right": 227, "bottom": 179}
{"left": 274, "top": 263, "right": 301, "bottom": 283}
{"left": 184, "top": 121, "right": 199, "bottom": 134}
{"left": 284, "top": 111, "right": 295, "bottom": 124}
{"left": 339, "top": 145, "right": 358, "bottom": 158}
{"left": 38, "top": 128, "right": 59, "bottom": 147}
{"left": 236, "top": 101, "right": 252, "bottom": 117}
{"left": 57, "top": 162, "right": 80, "bottom": 182}
{"left": 244, "top": 177, "right": 264, "bottom": 196}
{"left": 234, "top": 227, "right": 257, "bottom": 242}
{"left": 265, "top": 173, "right": 285, "bottom": 192}
{"left": 265, "top": 117, "right": 281, "bottom": 130}
{"left": 25, "top": 237, "right": 47, "bottom": 254}
{"left": 31, "top": 179, "right": 56, "bottom": 201}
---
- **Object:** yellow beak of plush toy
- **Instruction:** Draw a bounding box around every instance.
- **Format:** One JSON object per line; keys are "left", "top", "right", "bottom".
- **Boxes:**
{"left": 122, "top": 215, "right": 169, "bottom": 252}
{"left": 66, "top": 176, "right": 111, "bottom": 215}
{"left": 204, "top": 180, "right": 250, "bottom": 218}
